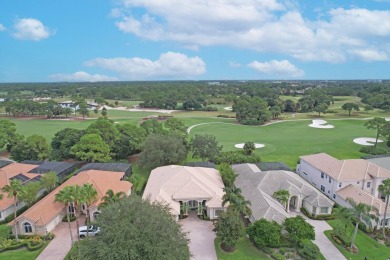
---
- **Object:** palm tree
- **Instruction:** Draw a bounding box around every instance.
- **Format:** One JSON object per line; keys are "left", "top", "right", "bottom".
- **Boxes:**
{"left": 222, "top": 186, "right": 252, "bottom": 216}
{"left": 273, "top": 189, "right": 290, "bottom": 211}
{"left": 2, "top": 179, "right": 24, "bottom": 242}
{"left": 71, "top": 185, "right": 83, "bottom": 244}
{"left": 40, "top": 171, "right": 58, "bottom": 192}
{"left": 222, "top": 186, "right": 243, "bottom": 207}
{"left": 341, "top": 198, "right": 378, "bottom": 248}
{"left": 81, "top": 183, "right": 98, "bottom": 237}
{"left": 55, "top": 186, "right": 76, "bottom": 246}
{"left": 379, "top": 179, "right": 390, "bottom": 237}
{"left": 98, "top": 189, "right": 126, "bottom": 209}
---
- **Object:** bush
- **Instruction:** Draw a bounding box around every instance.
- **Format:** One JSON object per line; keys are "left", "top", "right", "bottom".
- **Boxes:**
{"left": 279, "top": 248, "right": 286, "bottom": 255}
{"left": 240, "top": 119, "right": 265, "bottom": 125}
{"left": 271, "top": 252, "right": 286, "bottom": 260}
{"left": 360, "top": 146, "right": 389, "bottom": 155}
{"left": 27, "top": 241, "right": 44, "bottom": 251}
{"left": 213, "top": 151, "right": 261, "bottom": 164}
{"left": 62, "top": 214, "right": 76, "bottom": 222}
{"left": 298, "top": 239, "right": 321, "bottom": 260}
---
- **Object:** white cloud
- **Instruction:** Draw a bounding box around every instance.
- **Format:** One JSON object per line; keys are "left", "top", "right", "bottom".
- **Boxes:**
{"left": 248, "top": 60, "right": 304, "bottom": 77}
{"left": 0, "top": 24, "right": 6, "bottom": 31}
{"left": 49, "top": 71, "right": 117, "bottom": 82}
{"left": 84, "top": 52, "right": 206, "bottom": 79}
{"left": 348, "top": 49, "right": 389, "bottom": 61}
{"left": 12, "top": 18, "right": 52, "bottom": 41}
{"left": 113, "top": 1, "right": 390, "bottom": 63}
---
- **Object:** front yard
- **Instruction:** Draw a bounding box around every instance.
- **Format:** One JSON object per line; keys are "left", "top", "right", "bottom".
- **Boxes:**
{"left": 0, "top": 242, "right": 48, "bottom": 260}
{"left": 215, "top": 237, "right": 270, "bottom": 260}
{"left": 325, "top": 219, "right": 390, "bottom": 260}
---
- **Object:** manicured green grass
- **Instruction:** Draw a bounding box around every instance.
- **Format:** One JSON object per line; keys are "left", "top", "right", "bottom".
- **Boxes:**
{"left": 189, "top": 119, "right": 381, "bottom": 168}
{"left": 325, "top": 220, "right": 390, "bottom": 260}
{"left": 214, "top": 237, "right": 270, "bottom": 260}
{"left": 0, "top": 243, "right": 48, "bottom": 260}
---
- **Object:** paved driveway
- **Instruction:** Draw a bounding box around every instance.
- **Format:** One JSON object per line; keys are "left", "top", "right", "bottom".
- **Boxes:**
{"left": 180, "top": 212, "right": 217, "bottom": 260}
{"left": 37, "top": 217, "right": 83, "bottom": 260}
{"left": 290, "top": 211, "right": 346, "bottom": 260}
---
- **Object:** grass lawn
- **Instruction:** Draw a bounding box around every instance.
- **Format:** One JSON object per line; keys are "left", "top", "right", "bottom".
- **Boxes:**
{"left": 325, "top": 220, "right": 390, "bottom": 260}
{"left": 214, "top": 237, "right": 270, "bottom": 260}
{"left": 0, "top": 243, "right": 48, "bottom": 260}
{"left": 189, "top": 119, "right": 381, "bottom": 168}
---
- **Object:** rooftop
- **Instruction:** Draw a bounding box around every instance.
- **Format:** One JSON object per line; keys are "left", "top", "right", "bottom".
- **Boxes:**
{"left": 300, "top": 153, "right": 390, "bottom": 181}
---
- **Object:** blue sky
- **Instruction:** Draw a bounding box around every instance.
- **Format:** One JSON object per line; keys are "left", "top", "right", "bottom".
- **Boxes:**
{"left": 0, "top": 0, "right": 390, "bottom": 82}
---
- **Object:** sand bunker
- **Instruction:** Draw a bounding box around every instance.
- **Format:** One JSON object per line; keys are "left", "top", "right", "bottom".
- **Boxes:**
{"left": 224, "top": 107, "right": 233, "bottom": 111}
{"left": 353, "top": 137, "right": 384, "bottom": 146}
{"left": 309, "top": 119, "right": 334, "bottom": 129}
{"left": 235, "top": 143, "right": 265, "bottom": 149}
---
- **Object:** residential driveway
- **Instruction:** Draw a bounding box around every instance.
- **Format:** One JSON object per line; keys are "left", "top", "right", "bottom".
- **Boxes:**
{"left": 37, "top": 217, "right": 83, "bottom": 260}
{"left": 290, "top": 211, "right": 346, "bottom": 260}
{"left": 180, "top": 212, "right": 217, "bottom": 260}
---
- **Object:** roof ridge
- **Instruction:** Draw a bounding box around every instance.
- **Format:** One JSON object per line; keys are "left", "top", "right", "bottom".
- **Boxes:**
{"left": 337, "top": 160, "right": 346, "bottom": 180}
{"left": 365, "top": 161, "right": 371, "bottom": 179}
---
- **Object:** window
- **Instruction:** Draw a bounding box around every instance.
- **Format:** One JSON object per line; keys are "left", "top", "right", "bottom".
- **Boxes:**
{"left": 329, "top": 178, "right": 332, "bottom": 184}
{"left": 328, "top": 190, "right": 330, "bottom": 194}
{"left": 69, "top": 204, "right": 75, "bottom": 216}
{"left": 339, "top": 182, "right": 342, "bottom": 188}
{"left": 367, "top": 182, "right": 371, "bottom": 188}
{"left": 313, "top": 207, "right": 317, "bottom": 213}
{"left": 357, "top": 181, "right": 360, "bottom": 184}
{"left": 320, "top": 207, "right": 328, "bottom": 214}
{"left": 333, "top": 194, "right": 336, "bottom": 199}
{"left": 23, "top": 222, "right": 32, "bottom": 233}
{"left": 0, "top": 212, "right": 2, "bottom": 219}
{"left": 320, "top": 185, "right": 325, "bottom": 192}
{"left": 214, "top": 209, "right": 223, "bottom": 217}
{"left": 321, "top": 172, "right": 324, "bottom": 179}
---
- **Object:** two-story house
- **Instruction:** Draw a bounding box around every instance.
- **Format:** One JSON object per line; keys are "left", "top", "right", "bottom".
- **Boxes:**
{"left": 297, "top": 153, "right": 390, "bottom": 227}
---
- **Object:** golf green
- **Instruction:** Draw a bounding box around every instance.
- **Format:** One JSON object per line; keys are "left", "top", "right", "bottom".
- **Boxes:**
{"left": 188, "top": 119, "right": 378, "bottom": 168}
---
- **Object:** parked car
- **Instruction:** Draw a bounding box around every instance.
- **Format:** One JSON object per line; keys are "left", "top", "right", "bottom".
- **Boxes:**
{"left": 79, "top": 225, "right": 100, "bottom": 238}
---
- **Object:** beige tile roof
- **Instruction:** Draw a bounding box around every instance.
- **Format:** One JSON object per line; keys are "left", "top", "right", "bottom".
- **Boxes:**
{"left": 0, "top": 163, "right": 40, "bottom": 211}
{"left": 14, "top": 170, "right": 132, "bottom": 227}
{"left": 300, "top": 153, "right": 390, "bottom": 181}
{"left": 336, "top": 184, "right": 386, "bottom": 215}
{"left": 142, "top": 165, "right": 225, "bottom": 216}
{"left": 233, "top": 163, "right": 334, "bottom": 223}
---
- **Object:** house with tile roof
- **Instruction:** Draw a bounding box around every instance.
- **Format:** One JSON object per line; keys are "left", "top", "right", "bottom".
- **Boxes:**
{"left": 297, "top": 153, "right": 390, "bottom": 227}
{"left": 233, "top": 164, "right": 334, "bottom": 224}
{"left": 0, "top": 161, "right": 75, "bottom": 221}
{"left": 142, "top": 165, "right": 225, "bottom": 221}
{"left": 12, "top": 169, "right": 132, "bottom": 236}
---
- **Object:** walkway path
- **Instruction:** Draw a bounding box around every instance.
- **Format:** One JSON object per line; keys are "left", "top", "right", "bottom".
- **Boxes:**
{"left": 290, "top": 211, "right": 346, "bottom": 260}
{"left": 180, "top": 212, "right": 217, "bottom": 260}
{"left": 37, "top": 217, "right": 83, "bottom": 260}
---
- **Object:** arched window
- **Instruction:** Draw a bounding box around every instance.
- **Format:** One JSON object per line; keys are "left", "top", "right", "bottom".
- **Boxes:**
{"left": 23, "top": 222, "right": 32, "bottom": 233}
{"left": 93, "top": 211, "right": 100, "bottom": 219}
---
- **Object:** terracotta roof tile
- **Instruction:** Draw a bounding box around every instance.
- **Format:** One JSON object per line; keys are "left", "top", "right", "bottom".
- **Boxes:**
{"left": 0, "top": 163, "right": 40, "bottom": 211}
{"left": 14, "top": 170, "right": 132, "bottom": 228}
{"left": 336, "top": 184, "right": 386, "bottom": 215}
{"left": 300, "top": 153, "right": 390, "bottom": 181}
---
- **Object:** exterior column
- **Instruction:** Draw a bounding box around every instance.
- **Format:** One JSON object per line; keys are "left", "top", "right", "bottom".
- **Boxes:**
{"left": 286, "top": 197, "right": 290, "bottom": 212}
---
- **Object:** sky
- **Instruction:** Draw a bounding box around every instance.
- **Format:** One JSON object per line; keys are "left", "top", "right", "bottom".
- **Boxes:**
{"left": 1, "top": 0, "right": 390, "bottom": 82}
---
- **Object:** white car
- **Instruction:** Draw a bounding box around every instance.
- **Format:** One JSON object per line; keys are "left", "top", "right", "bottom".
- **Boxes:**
{"left": 79, "top": 225, "right": 100, "bottom": 238}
